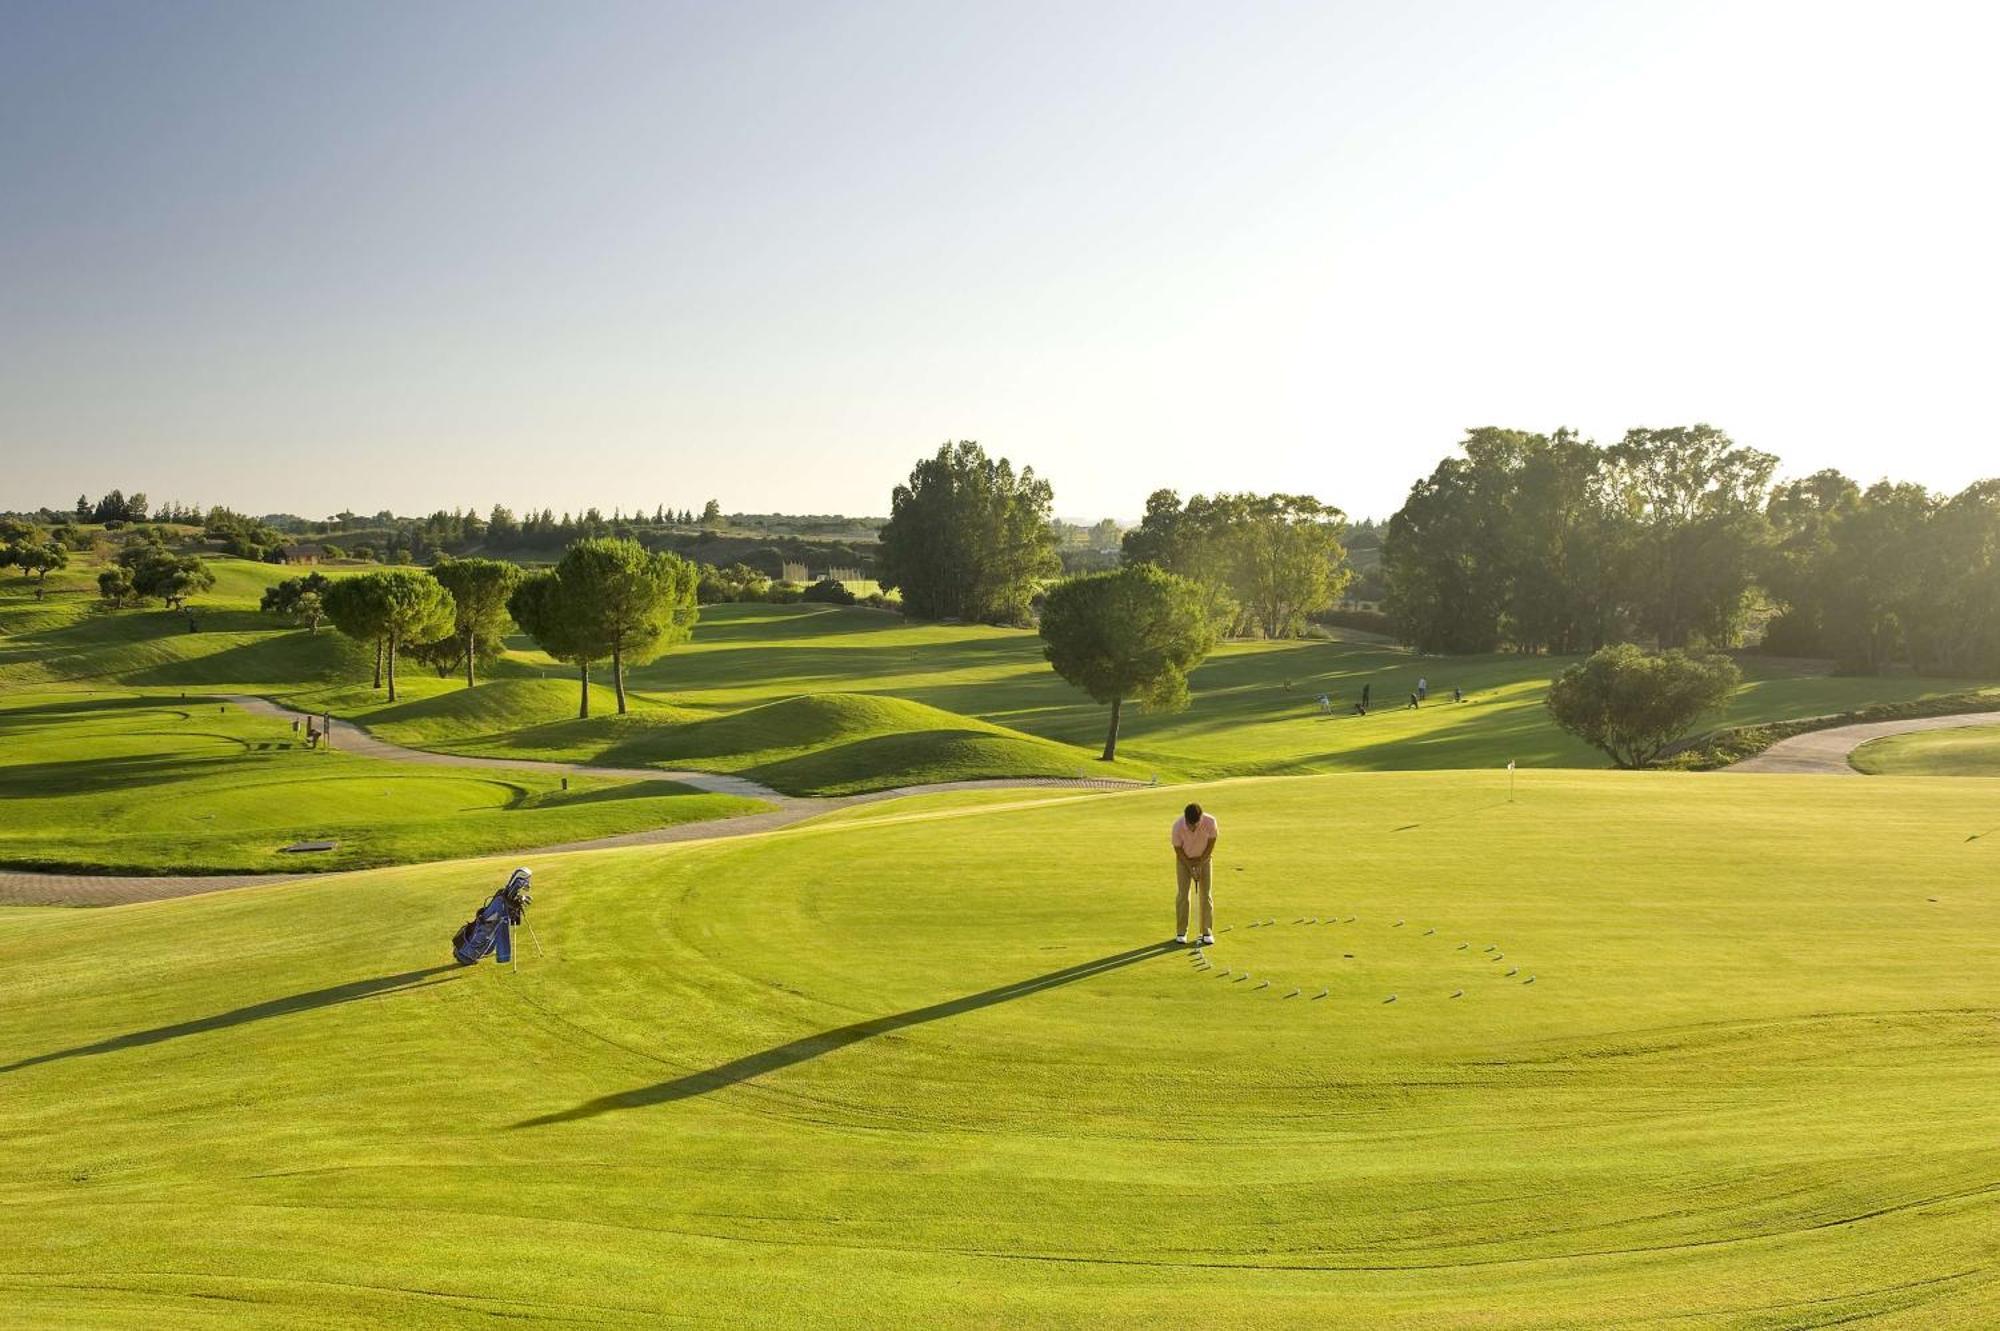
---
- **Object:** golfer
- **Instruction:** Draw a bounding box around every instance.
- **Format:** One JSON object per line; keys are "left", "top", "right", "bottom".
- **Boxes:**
{"left": 1172, "top": 802, "right": 1219, "bottom": 945}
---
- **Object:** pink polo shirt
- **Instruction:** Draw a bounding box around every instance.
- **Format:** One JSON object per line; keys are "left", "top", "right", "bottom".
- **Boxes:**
{"left": 1171, "top": 813, "right": 1218, "bottom": 857}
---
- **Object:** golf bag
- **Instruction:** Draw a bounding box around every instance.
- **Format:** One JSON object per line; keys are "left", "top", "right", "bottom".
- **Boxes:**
{"left": 452, "top": 868, "right": 532, "bottom": 966}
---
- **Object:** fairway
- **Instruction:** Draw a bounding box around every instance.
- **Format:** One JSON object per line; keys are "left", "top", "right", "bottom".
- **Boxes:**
{"left": 3, "top": 771, "right": 1995, "bottom": 1327}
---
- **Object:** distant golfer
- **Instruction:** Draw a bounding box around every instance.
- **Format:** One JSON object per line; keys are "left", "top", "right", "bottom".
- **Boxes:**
{"left": 1417, "top": 676, "right": 1429, "bottom": 701}
{"left": 1172, "top": 802, "right": 1219, "bottom": 946}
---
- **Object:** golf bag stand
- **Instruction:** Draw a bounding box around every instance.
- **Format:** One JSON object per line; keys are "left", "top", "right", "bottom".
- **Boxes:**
{"left": 452, "top": 868, "right": 533, "bottom": 966}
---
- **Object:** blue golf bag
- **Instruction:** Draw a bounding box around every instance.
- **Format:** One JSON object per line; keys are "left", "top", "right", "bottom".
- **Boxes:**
{"left": 453, "top": 868, "right": 532, "bottom": 966}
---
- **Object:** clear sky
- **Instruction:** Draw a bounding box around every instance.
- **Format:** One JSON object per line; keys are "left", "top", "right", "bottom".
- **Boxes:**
{"left": 3, "top": 0, "right": 1995, "bottom": 523}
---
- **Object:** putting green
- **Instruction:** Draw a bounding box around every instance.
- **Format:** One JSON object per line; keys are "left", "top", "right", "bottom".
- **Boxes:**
{"left": 2, "top": 771, "right": 1994, "bottom": 1326}
{"left": 0, "top": 692, "right": 769, "bottom": 874}
{"left": 1852, "top": 723, "right": 2000, "bottom": 776}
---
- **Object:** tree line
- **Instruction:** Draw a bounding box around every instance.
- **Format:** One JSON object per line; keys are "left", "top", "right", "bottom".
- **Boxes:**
{"left": 1382, "top": 424, "right": 2000, "bottom": 674}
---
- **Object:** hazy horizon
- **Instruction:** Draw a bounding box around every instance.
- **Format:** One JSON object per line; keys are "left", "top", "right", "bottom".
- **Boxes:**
{"left": 5, "top": 1, "right": 1996, "bottom": 523}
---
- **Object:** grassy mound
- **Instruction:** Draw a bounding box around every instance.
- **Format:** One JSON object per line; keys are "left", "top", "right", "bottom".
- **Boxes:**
{"left": 359, "top": 676, "right": 637, "bottom": 743}
{"left": 371, "top": 690, "right": 1150, "bottom": 794}
{"left": 1852, "top": 722, "right": 2000, "bottom": 776}
{"left": 2, "top": 771, "right": 1996, "bottom": 1324}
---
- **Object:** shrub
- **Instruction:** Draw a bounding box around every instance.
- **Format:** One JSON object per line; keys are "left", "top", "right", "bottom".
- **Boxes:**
{"left": 802, "top": 578, "right": 856, "bottom": 605}
{"left": 1546, "top": 644, "right": 1741, "bottom": 769}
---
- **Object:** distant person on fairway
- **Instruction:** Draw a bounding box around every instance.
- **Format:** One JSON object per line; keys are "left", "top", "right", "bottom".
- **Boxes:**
{"left": 1172, "top": 802, "right": 1219, "bottom": 946}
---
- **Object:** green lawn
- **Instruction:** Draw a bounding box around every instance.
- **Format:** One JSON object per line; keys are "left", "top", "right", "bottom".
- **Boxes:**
{"left": 0, "top": 692, "right": 768, "bottom": 874}
{"left": 1852, "top": 723, "right": 2000, "bottom": 776}
{"left": 2, "top": 770, "right": 1995, "bottom": 1326}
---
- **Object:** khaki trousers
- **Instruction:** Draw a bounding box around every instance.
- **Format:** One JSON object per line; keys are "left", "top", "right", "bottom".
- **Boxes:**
{"left": 1175, "top": 859, "right": 1214, "bottom": 937}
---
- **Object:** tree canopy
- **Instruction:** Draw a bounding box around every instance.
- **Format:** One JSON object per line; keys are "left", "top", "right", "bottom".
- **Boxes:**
{"left": 261, "top": 572, "right": 331, "bottom": 633}
{"left": 117, "top": 546, "right": 215, "bottom": 611}
{"left": 509, "top": 568, "right": 601, "bottom": 718}
{"left": 323, "top": 574, "right": 395, "bottom": 690}
{"left": 1039, "top": 563, "right": 1218, "bottom": 760}
{"left": 878, "top": 441, "right": 1059, "bottom": 624}
{"left": 1762, "top": 474, "right": 2000, "bottom": 675}
{"left": 1120, "top": 490, "right": 1350, "bottom": 637}
{"left": 552, "top": 538, "right": 700, "bottom": 714}
{"left": 429, "top": 558, "right": 524, "bottom": 688}
{"left": 1384, "top": 425, "right": 1777, "bottom": 655}
{"left": 373, "top": 570, "right": 456, "bottom": 702}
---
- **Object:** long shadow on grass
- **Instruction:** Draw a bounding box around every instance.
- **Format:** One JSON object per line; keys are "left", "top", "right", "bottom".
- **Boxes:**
{"left": 0, "top": 966, "right": 461, "bottom": 1074}
{"left": 515, "top": 941, "right": 1180, "bottom": 1127}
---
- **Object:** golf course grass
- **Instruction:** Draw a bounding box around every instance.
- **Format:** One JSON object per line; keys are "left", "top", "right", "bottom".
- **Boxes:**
{"left": 9, "top": 555, "right": 1997, "bottom": 793}
{"left": 0, "top": 692, "right": 769, "bottom": 874}
{"left": 2, "top": 770, "right": 1994, "bottom": 1326}
{"left": 1852, "top": 723, "right": 2000, "bottom": 777}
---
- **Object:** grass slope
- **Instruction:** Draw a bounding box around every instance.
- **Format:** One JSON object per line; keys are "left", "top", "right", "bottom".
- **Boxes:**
{"left": 0, "top": 692, "right": 768, "bottom": 874}
{"left": 1, "top": 772, "right": 1995, "bottom": 1326}
{"left": 360, "top": 688, "right": 1153, "bottom": 794}
{"left": 1853, "top": 723, "right": 2000, "bottom": 776}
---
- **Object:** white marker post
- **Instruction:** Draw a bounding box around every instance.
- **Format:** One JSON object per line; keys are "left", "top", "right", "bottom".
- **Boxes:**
{"left": 1507, "top": 758, "right": 1516, "bottom": 803}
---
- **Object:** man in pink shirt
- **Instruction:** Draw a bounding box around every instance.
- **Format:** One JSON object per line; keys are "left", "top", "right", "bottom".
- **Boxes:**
{"left": 1171, "top": 802, "right": 1219, "bottom": 945}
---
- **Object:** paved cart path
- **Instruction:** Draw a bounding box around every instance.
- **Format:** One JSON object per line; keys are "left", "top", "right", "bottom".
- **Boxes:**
{"left": 1725, "top": 710, "right": 2000, "bottom": 775}
{"left": 2, "top": 694, "right": 1145, "bottom": 906}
